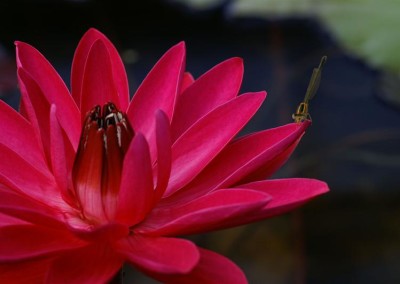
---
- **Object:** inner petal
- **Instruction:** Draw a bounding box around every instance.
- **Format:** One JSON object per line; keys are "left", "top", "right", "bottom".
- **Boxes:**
{"left": 72, "top": 102, "right": 133, "bottom": 224}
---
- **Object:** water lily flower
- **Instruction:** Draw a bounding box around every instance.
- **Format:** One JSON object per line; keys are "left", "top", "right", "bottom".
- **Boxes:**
{"left": 0, "top": 28, "right": 328, "bottom": 283}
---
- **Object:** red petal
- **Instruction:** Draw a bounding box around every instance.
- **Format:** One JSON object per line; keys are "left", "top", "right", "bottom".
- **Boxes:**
{"left": 166, "top": 92, "right": 266, "bottom": 196}
{"left": 80, "top": 40, "right": 121, "bottom": 121}
{"left": 180, "top": 71, "right": 195, "bottom": 93}
{"left": 72, "top": 126, "right": 107, "bottom": 221}
{"left": 171, "top": 57, "right": 243, "bottom": 141}
{"left": 116, "top": 133, "right": 154, "bottom": 226}
{"left": 0, "top": 144, "right": 63, "bottom": 207}
{"left": 234, "top": 178, "right": 329, "bottom": 222}
{"left": 0, "top": 213, "right": 28, "bottom": 226}
{"left": 116, "top": 235, "right": 200, "bottom": 274}
{"left": 0, "top": 190, "right": 65, "bottom": 227}
{"left": 165, "top": 122, "right": 308, "bottom": 205}
{"left": 126, "top": 42, "right": 185, "bottom": 158}
{"left": 138, "top": 189, "right": 270, "bottom": 236}
{"left": 153, "top": 110, "right": 172, "bottom": 203}
{"left": 49, "top": 105, "right": 75, "bottom": 204}
{"left": 0, "top": 224, "right": 85, "bottom": 262}
{"left": 15, "top": 41, "right": 80, "bottom": 149}
{"left": 46, "top": 243, "right": 123, "bottom": 283}
{"left": 0, "top": 258, "right": 51, "bottom": 283}
{"left": 71, "top": 28, "right": 129, "bottom": 110}
{"left": 0, "top": 100, "right": 49, "bottom": 176}
{"left": 17, "top": 68, "right": 50, "bottom": 163}
{"left": 153, "top": 248, "right": 248, "bottom": 284}
{"left": 69, "top": 222, "right": 129, "bottom": 243}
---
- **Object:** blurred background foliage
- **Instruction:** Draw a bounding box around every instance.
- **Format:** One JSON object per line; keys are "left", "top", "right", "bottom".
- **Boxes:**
{"left": 1, "top": 0, "right": 400, "bottom": 283}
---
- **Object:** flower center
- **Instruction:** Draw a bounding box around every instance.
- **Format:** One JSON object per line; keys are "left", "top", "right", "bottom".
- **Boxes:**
{"left": 72, "top": 102, "right": 134, "bottom": 223}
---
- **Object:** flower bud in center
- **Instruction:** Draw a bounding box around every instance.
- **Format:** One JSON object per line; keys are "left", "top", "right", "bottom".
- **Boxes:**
{"left": 72, "top": 102, "right": 134, "bottom": 223}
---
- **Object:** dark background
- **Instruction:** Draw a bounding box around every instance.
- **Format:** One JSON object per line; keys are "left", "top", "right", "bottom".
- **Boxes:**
{"left": 1, "top": 1, "right": 400, "bottom": 283}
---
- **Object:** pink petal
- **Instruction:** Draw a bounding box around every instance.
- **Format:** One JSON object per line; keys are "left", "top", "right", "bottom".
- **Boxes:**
{"left": 116, "top": 235, "right": 200, "bottom": 274}
{"left": 0, "top": 190, "right": 65, "bottom": 227}
{"left": 238, "top": 138, "right": 300, "bottom": 184}
{"left": 235, "top": 178, "right": 329, "bottom": 223}
{"left": 172, "top": 179, "right": 328, "bottom": 230}
{"left": 0, "top": 213, "right": 28, "bottom": 226}
{"left": 0, "top": 99, "right": 49, "bottom": 176}
{"left": 153, "top": 248, "right": 248, "bottom": 284}
{"left": 50, "top": 105, "right": 75, "bottom": 204}
{"left": 165, "top": 92, "right": 266, "bottom": 196}
{"left": 180, "top": 71, "right": 195, "bottom": 93}
{"left": 171, "top": 57, "right": 243, "bottom": 141}
{"left": 72, "top": 125, "right": 107, "bottom": 221}
{"left": 71, "top": 28, "right": 129, "bottom": 110}
{"left": 0, "top": 258, "right": 51, "bottom": 283}
{"left": 15, "top": 42, "right": 80, "bottom": 149}
{"left": 17, "top": 68, "right": 48, "bottom": 161}
{"left": 126, "top": 42, "right": 185, "bottom": 158}
{"left": 165, "top": 122, "right": 308, "bottom": 205}
{"left": 0, "top": 224, "right": 85, "bottom": 262}
{"left": 138, "top": 189, "right": 270, "bottom": 236}
{"left": 153, "top": 110, "right": 172, "bottom": 203}
{"left": 69, "top": 222, "right": 129, "bottom": 243}
{"left": 0, "top": 143, "right": 63, "bottom": 207}
{"left": 116, "top": 133, "right": 154, "bottom": 226}
{"left": 46, "top": 243, "right": 123, "bottom": 283}
{"left": 80, "top": 40, "right": 121, "bottom": 121}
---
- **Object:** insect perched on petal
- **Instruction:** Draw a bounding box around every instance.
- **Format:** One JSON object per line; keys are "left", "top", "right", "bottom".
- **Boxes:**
{"left": 293, "top": 56, "right": 327, "bottom": 123}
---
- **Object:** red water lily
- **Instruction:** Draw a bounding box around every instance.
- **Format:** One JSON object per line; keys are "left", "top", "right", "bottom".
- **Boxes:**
{"left": 0, "top": 28, "right": 328, "bottom": 283}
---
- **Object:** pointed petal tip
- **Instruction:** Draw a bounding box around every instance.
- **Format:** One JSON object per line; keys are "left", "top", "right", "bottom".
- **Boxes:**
{"left": 300, "top": 119, "right": 312, "bottom": 130}
{"left": 84, "top": 28, "right": 105, "bottom": 38}
{"left": 229, "top": 56, "right": 244, "bottom": 66}
{"left": 155, "top": 109, "right": 169, "bottom": 120}
{"left": 169, "top": 41, "right": 186, "bottom": 56}
{"left": 176, "top": 41, "right": 186, "bottom": 49}
{"left": 14, "top": 41, "right": 32, "bottom": 51}
{"left": 244, "top": 90, "right": 267, "bottom": 103}
{"left": 315, "top": 180, "right": 330, "bottom": 195}
{"left": 87, "top": 27, "right": 101, "bottom": 33}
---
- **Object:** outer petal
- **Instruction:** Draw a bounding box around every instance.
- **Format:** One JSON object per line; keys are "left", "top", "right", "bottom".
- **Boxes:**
{"left": 17, "top": 68, "right": 50, "bottom": 163}
{"left": 71, "top": 28, "right": 129, "bottom": 110}
{"left": 233, "top": 178, "right": 329, "bottom": 223}
{"left": 171, "top": 57, "right": 243, "bottom": 141}
{"left": 180, "top": 71, "right": 195, "bottom": 93}
{"left": 0, "top": 190, "right": 66, "bottom": 227}
{"left": 138, "top": 189, "right": 270, "bottom": 236}
{"left": 0, "top": 143, "right": 63, "bottom": 207}
{"left": 165, "top": 92, "right": 266, "bottom": 196}
{"left": 192, "top": 179, "right": 328, "bottom": 229}
{"left": 46, "top": 244, "right": 123, "bottom": 284}
{"left": 127, "top": 42, "right": 185, "bottom": 158}
{"left": 0, "top": 213, "right": 28, "bottom": 226}
{"left": 165, "top": 122, "right": 308, "bottom": 205}
{"left": 15, "top": 41, "right": 80, "bottom": 149}
{"left": 80, "top": 40, "right": 121, "bottom": 121}
{"left": 150, "top": 248, "right": 247, "bottom": 284}
{"left": 0, "top": 100, "right": 49, "bottom": 175}
{"left": 116, "top": 235, "right": 200, "bottom": 274}
{"left": 153, "top": 110, "right": 172, "bottom": 203}
{"left": 0, "top": 224, "right": 85, "bottom": 262}
{"left": 0, "top": 258, "right": 52, "bottom": 283}
{"left": 116, "top": 133, "right": 154, "bottom": 226}
{"left": 50, "top": 105, "right": 75, "bottom": 204}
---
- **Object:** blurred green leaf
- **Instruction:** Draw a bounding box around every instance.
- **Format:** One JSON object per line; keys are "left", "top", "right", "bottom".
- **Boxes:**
{"left": 231, "top": 0, "right": 400, "bottom": 73}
